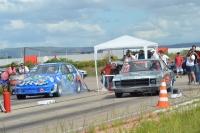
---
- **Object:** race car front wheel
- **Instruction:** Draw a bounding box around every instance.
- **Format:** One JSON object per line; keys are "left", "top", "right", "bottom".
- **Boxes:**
{"left": 17, "top": 95, "right": 26, "bottom": 100}
{"left": 115, "top": 92, "right": 123, "bottom": 98}
{"left": 53, "top": 85, "right": 62, "bottom": 97}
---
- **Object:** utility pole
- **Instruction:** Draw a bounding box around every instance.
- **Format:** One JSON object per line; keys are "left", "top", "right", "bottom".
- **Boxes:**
{"left": 23, "top": 47, "right": 26, "bottom": 65}
{"left": 65, "top": 48, "right": 67, "bottom": 60}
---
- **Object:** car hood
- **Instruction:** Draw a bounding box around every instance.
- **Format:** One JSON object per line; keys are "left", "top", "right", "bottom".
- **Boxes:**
{"left": 113, "top": 71, "right": 162, "bottom": 81}
{"left": 17, "top": 74, "right": 60, "bottom": 86}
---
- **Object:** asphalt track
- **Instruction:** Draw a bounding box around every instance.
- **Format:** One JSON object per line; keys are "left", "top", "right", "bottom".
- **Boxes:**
{"left": 0, "top": 76, "right": 200, "bottom": 133}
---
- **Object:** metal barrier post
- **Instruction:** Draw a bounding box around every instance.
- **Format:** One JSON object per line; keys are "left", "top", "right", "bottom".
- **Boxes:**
{"left": 3, "top": 89, "right": 11, "bottom": 113}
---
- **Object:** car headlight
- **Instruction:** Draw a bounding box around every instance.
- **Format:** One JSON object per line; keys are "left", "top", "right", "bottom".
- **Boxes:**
{"left": 150, "top": 79, "right": 156, "bottom": 84}
{"left": 115, "top": 81, "right": 121, "bottom": 86}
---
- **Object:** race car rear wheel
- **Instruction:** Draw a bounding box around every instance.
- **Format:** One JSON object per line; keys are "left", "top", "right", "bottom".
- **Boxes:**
{"left": 53, "top": 85, "right": 62, "bottom": 97}
{"left": 115, "top": 92, "right": 123, "bottom": 98}
{"left": 16, "top": 95, "right": 26, "bottom": 100}
{"left": 76, "top": 81, "right": 81, "bottom": 93}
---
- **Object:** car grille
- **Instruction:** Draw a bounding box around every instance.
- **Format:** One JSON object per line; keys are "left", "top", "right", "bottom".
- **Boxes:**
{"left": 116, "top": 79, "right": 152, "bottom": 87}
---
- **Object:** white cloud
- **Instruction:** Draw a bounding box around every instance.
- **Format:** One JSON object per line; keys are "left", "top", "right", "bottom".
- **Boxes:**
{"left": 45, "top": 20, "right": 104, "bottom": 34}
{"left": 0, "top": 0, "right": 45, "bottom": 12}
{"left": 132, "top": 14, "right": 200, "bottom": 44}
{"left": 9, "top": 20, "right": 26, "bottom": 30}
{"left": 0, "top": 0, "right": 15, "bottom": 11}
{"left": 134, "top": 29, "right": 169, "bottom": 40}
{"left": 0, "top": 41, "right": 9, "bottom": 48}
{"left": 3, "top": 20, "right": 26, "bottom": 30}
{"left": 87, "top": 0, "right": 104, "bottom": 3}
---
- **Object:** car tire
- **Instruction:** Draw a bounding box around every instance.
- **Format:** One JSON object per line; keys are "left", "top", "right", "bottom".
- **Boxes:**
{"left": 44, "top": 94, "right": 50, "bottom": 98}
{"left": 130, "top": 92, "right": 137, "bottom": 96}
{"left": 53, "top": 85, "right": 62, "bottom": 97}
{"left": 115, "top": 92, "right": 123, "bottom": 98}
{"left": 76, "top": 81, "right": 81, "bottom": 93}
{"left": 16, "top": 95, "right": 26, "bottom": 100}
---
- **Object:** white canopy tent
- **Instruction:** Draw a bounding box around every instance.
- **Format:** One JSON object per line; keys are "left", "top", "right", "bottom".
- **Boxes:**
{"left": 94, "top": 35, "right": 159, "bottom": 91}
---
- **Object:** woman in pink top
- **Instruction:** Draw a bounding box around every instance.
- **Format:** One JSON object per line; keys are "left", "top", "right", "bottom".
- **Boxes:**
{"left": 121, "top": 59, "right": 130, "bottom": 73}
{"left": 1, "top": 63, "right": 16, "bottom": 91}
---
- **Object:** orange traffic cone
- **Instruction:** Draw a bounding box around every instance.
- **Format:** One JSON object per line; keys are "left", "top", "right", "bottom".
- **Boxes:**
{"left": 156, "top": 79, "right": 170, "bottom": 108}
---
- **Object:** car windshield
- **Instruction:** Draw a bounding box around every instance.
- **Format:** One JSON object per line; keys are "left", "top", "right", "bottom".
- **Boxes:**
{"left": 35, "top": 65, "right": 59, "bottom": 74}
{"left": 128, "top": 60, "right": 161, "bottom": 72}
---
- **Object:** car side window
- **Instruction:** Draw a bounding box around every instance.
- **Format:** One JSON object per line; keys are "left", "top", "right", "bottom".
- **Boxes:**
{"left": 67, "top": 65, "right": 75, "bottom": 73}
{"left": 61, "top": 65, "right": 70, "bottom": 74}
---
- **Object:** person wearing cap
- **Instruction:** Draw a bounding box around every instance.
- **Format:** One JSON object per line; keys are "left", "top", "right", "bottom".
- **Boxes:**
{"left": 150, "top": 49, "right": 159, "bottom": 59}
{"left": 175, "top": 52, "right": 184, "bottom": 78}
{"left": 18, "top": 63, "right": 29, "bottom": 74}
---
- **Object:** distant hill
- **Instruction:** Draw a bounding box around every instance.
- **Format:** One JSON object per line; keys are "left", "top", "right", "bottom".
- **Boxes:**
{"left": 1, "top": 43, "right": 200, "bottom": 58}
{"left": 0, "top": 47, "right": 94, "bottom": 58}
{"left": 159, "top": 42, "right": 200, "bottom": 48}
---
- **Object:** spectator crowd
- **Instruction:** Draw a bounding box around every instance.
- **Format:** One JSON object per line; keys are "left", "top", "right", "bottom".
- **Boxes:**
{"left": 100, "top": 44, "right": 200, "bottom": 89}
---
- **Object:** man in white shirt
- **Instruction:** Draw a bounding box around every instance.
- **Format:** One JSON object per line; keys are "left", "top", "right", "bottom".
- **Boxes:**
{"left": 150, "top": 49, "right": 160, "bottom": 59}
{"left": 18, "top": 63, "right": 29, "bottom": 74}
{"left": 159, "top": 50, "right": 169, "bottom": 65}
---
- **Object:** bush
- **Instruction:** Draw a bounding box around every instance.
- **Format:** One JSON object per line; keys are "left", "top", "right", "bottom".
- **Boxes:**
{"left": 0, "top": 86, "right": 2, "bottom": 95}
{"left": 45, "top": 57, "right": 107, "bottom": 69}
{"left": 43, "top": 56, "right": 118, "bottom": 76}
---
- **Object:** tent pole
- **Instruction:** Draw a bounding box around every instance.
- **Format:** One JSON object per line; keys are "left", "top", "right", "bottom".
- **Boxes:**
{"left": 144, "top": 46, "right": 147, "bottom": 59}
{"left": 65, "top": 48, "right": 67, "bottom": 60}
{"left": 94, "top": 50, "right": 99, "bottom": 93}
{"left": 108, "top": 50, "right": 111, "bottom": 62}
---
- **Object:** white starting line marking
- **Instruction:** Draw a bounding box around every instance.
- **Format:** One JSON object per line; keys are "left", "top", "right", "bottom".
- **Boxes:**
{"left": 37, "top": 100, "right": 56, "bottom": 105}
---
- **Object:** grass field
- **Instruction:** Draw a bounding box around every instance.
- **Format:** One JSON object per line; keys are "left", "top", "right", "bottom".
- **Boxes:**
{"left": 85, "top": 103, "right": 200, "bottom": 133}
{"left": 133, "top": 106, "right": 200, "bottom": 133}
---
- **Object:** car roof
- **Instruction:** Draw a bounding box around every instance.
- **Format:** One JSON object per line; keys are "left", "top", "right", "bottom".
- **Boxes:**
{"left": 38, "top": 62, "right": 71, "bottom": 66}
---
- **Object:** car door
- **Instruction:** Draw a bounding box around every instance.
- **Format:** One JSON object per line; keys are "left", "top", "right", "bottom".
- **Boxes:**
{"left": 66, "top": 64, "right": 77, "bottom": 85}
{"left": 60, "top": 64, "right": 75, "bottom": 93}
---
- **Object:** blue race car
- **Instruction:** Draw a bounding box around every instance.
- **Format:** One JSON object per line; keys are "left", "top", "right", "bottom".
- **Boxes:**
{"left": 15, "top": 63, "right": 88, "bottom": 99}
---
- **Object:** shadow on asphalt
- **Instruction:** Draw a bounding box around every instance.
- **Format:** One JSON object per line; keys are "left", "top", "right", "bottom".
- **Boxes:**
{"left": 103, "top": 92, "right": 158, "bottom": 99}
{"left": 11, "top": 91, "right": 89, "bottom": 101}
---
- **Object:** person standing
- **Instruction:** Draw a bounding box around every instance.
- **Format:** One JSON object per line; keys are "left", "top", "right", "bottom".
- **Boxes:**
{"left": 186, "top": 54, "right": 197, "bottom": 85}
{"left": 150, "top": 49, "right": 159, "bottom": 59}
{"left": 187, "top": 45, "right": 199, "bottom": 82}
{"left": 138, "top": 50, "right": 145, "bottom": 59}
{"left": 100, "top": 61, "right": 112, "bottom": 88}
{"left": 121, "top": 59, "right": 130, "bottom": 73}
{"left": 125, "top": 50, "right": 136, "bottom": 61}
{"left": 175, "top": 52, "right": 184, "bottom": 78}
{"left": 1, "top": 63, "right": 17, "bottom": 92}
{"left": 18, "top": 63, "right": 29, "bottom": 74}
{"left": 159, "top": 50, "right": 169, "bottom": 65}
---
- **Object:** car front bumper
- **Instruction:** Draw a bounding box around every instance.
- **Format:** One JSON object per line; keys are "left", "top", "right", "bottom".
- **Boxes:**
{"left": 15, "top": 84, "right": 57, "bottom": 95}
{"left": 112, "top": 85, "right": 160, "bottom": 93}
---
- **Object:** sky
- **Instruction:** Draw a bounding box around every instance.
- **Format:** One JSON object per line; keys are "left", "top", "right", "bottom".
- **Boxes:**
{"left": 0, "top": 0, "right": 200, "bottom": 48}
